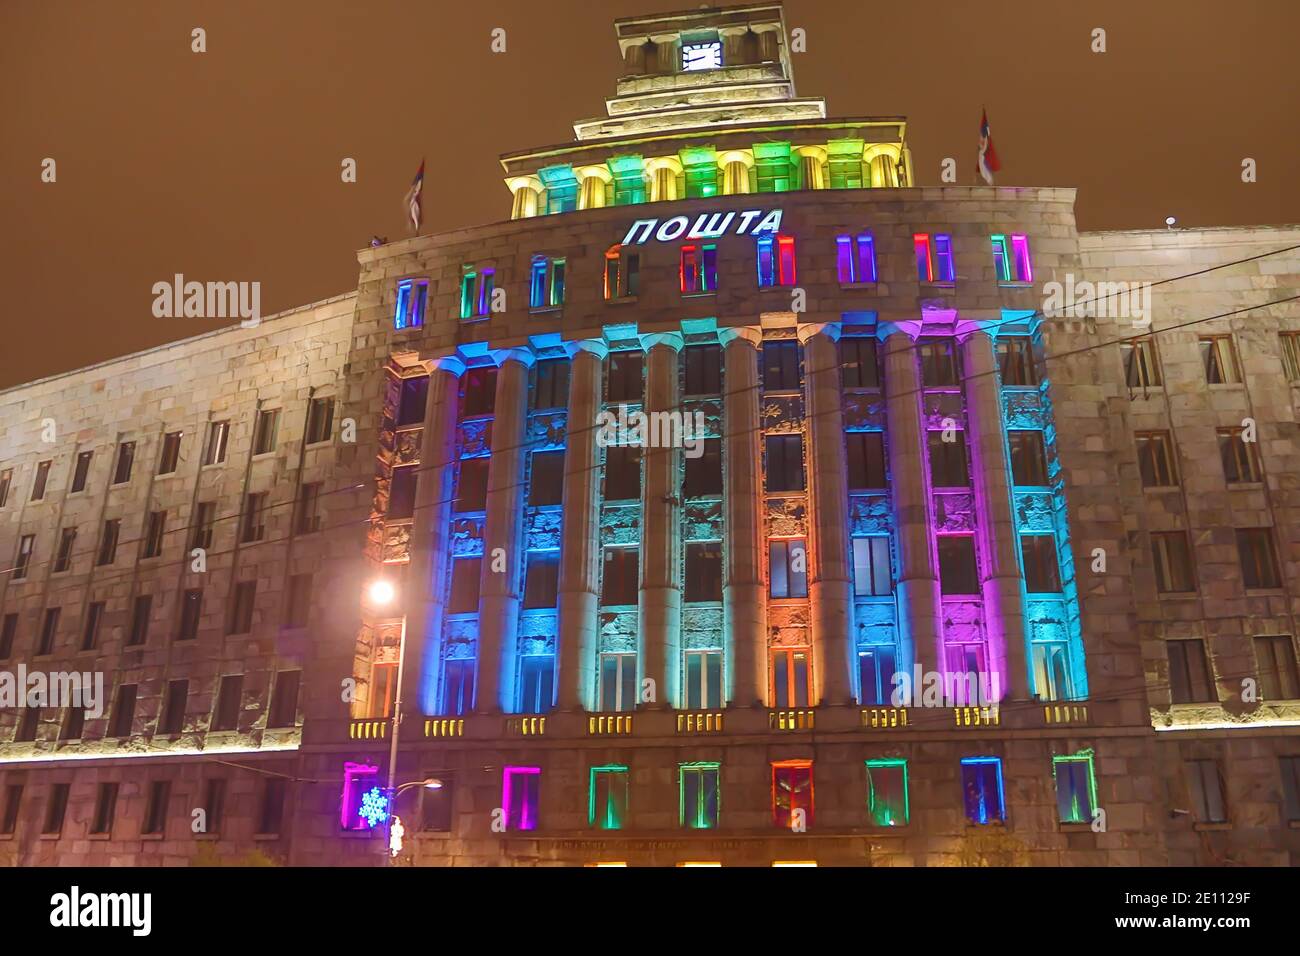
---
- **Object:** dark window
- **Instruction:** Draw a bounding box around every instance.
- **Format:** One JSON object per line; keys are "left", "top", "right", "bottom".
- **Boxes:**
{"left": 30, "top": 461, "right": 51, "bottom": 501}
{"left": 397, "top": 376, "right": 429, "bottom": 427}
{"left": 212, "top": 675, "right": 244, "bottom": 731}
{"left": 71, "top": 451, "right": 93, "bottom": 492}
{"left": 252, "top": 408, "right": 281, "bottom": 455}
{"left": 604, "top": 445, "right": 642, "bottom": 501}
{"left": 1021, "top": 536, "right": 1062, "bottom": 592}
{"left": 420, "top": 774, "right": 454, "bottom": 832}
{"left": 158, "top": 431, "right": 183, "bottom": 475}
{"left": 448, "top": 557, "right": 482, "bottom": 614}
{"left": 765, "top": 434, "right": 805, "bottom": 492}
{"left": 96, "top": 519, "right": 120, "bottom": 566}
{"left": 285, "top": 573, "right": 313, "bottom": 627}
{"left": 996, "top": 337, "right": 1039, "bottom": 387}
{"left": 769, "top": 539, "right": 808, "bottom": 599}
{"left": 919, "top": 341, "right": 959, "bottom": 387}
{"left": 0, "top": 785, "right": 21, "bottom": 835}
{"left": 81, "top": 603, "right": 104, "bottom": 651}
{"left": 1, "top": 614, "right": 17, "bottom": 659}
{"left": 15, "top": 707, "right": 40, "bottom": 742}
{"left": 1185, "top": 759, "right": 1227, "bottom": 823}
{"left": 228, "top": 581, "right": 256, "bottom": 634}
{"left": 522, "top": 552, "right": 559, "bottom": 609}
{"left": 127, "top": 594, "right": 151, "bottom": 646}
{"left": 1008, "top": 431, "right": 1048, "bottom": 486}
{"left": 534, "top": 360, "right": 570, "bottom": 410}
{"left": 455, "top": 458, "right": 489, "bottom": 512}
{"left": 109, "top": 685, "right": 138, "bottom": 737}
{"left": 1238, "top": 528, "right": 1281, "bottom": 589}
{"left": 191, "top": 501, "right": 216, "bottom": 550}
{"left": 846, "top": 432, "right": 887, "bottom": 489}
{"left": 1168, "top": 639, "right": 1214, "bottom": 703}
{"left": 90, "top": 783, "right": 119, "bottom": 835}
{"left": 388, "top": 467, "right": 417, "bottom": 519}
{"left": 529, "top": 450, "right": 564, "bottom": 506}
{"left": 928, "top": 431, "right": 970, "bottom": 487}
{"left": 1199, "top": 336, "right": 1241, "bottom": 385}
{"left": 462, "top": 368, "right": 497, "bottom": 417}
{"left": 203, "top": 779, "right": 227, "bottom": 834}
{"left": 840, "top": 337, "right": 880, "bottom": 389}
{"left": 295, "top": 482, "right": 322, "bottom": 534}
{"left": 113, "top": 441, "right": 136, "bottom": 484}
{"left": 37, "top": 608, "right": 59, "bottom": 656}
{"left": 1152, "top": 531, "right": 1196, "bottom": 593}
{"left": 1121, "top": 339, "right": 1162, "bottom": 387}
{"left": 685, "top": 542, "right": 723, "bottom": 602}
{"left": 1218, "top": 428, "right": 1262, "bottom": 483}
{"left": 241, "top": 492, "right": 267, "bottom": 542}
{"left": 143, "top": 510, "right": 166, "bottom": 558}
{"left": 257, "top": 779, "right": 286, "bottom": 835}
{"left": 0, "top": 469, "right": 11, "bottom": 507}
{"left": 268, "top": 671, "right": 301, "bottom": 728}
{"left": 143, "top": 780, "right": 170, "bottom": 835}
{"left": 159, "top": 679, "right": 188, "bottom": 735}
{"left": 1255, "top": 636, "right": 1300, "bottom": 700}
{"left": 1281, "top": 757, "right": 1300, "bottom": 823}
{"left": 761, "top": 341, "right": 800, "bottom": 391}
{"left": 938, "top": 537, "right": 979, "bottom": 594}
{"left": 601, "top": 547, "right": 639, "bottom": 605}
{"left": 683, "top": 438, "right": 722, "bottom": 497}
{"left": 1135, "top": 431, "right": 1179, "bottom": 488}
{"left": 683, "top": 345, "right": 722, "bottom": 396}
{"left": 14, "top": 534, "right": 34, "bottom": 579}
{"left": 54, "top": 527, "right": 77, "bottom": 572}
{"left": 202, "top": 421, "right": 230, "bottom": 466}
{"left": 306, "top": 397, "right": 335, "bottom": 444}
{"left": 606, "top": 352, "right": 643, "bottom": 403}
{"left": 178, "top": 589, "right": 202, "bottom": 641}
{"left": 42, "top": 783, "right": 70, "bottom": 835}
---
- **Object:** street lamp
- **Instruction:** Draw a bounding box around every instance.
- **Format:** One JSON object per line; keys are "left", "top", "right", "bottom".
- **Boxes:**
{"left": 365, "top": 578, "right": 407, "bottom": 865}
{"left": 385, "top": 778, "right": 444, "bottom": 861}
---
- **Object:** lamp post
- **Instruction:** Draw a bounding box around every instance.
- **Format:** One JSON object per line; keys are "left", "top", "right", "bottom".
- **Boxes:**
{"left": 366, "top": 578, "right": 409, "bottom": 865}
{"left": 386, "top": 778, "right": 444, "bottom": 862}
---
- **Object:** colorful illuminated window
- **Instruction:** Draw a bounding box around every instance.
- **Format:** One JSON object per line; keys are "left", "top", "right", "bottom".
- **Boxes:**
{"left": 1121, "top": 338, "right": 1162, "bottom": 387}
{"left": 1008, "top": 430, "right": 1049, "bottom": 486}
{"left": 996, "top": 336, "right": 1038, "bottom": 386}
{"left": 992, "top": 234, "right": 1033, "bottom": 283}
{"left": 589, "top": 766, "right": 629, "bottom": 830}
{"left": 599, "top": 653, "right": 637, "bottom": 712}
{"left": 1053, "top": 752, "right": 1097, "bottom": 824}
{"left": 679, "top": 244, "right": 718, "bottom": 294}
{"left": 772, "top": 761, "right": 813, "bottom": 829}
{"left": 609, "top": 155, "right": 646, "bottom": 206}
{"left": 866, "top": 759, "right": 908, "bottom": 826}
{"left": 1152, "top": 531, "right": 1196, "bottom": 593}
{"left": 1022, "top": 535, "right": 1063, "bottom": 593}
{"left": 1167, "top": 639, "right": 1213, "bottom": 703}
{"left": 680, "top": 763, "right": 720, "bottom": 829}
{"left": 754, "top": 142, "right": 794, "bottom": 192}
{"left": 914, "top": 233, "right": 955, "bottom": 283}
{"left": 683, "top": 157, "right": 718, "bottom": 199}
{"left": 858, "top": 646, "right": 897, "bottom": 705}
{"left": 961, "top": 758, "right": 1005, "bottom": 824}
{"left": 769, "top": 538, "right": 808, "bottom": 599}
{"left": 684, "top": 650, "right": 722, "bottom": 709}
{"left": 852, "top": 536, "right": 893, "bottom": 597}
{"left": 393, "top": 278, "right": 428, "bottom": 330}
{"left": 502, "top": 766, "right": 540, "bottom": 831}
{"left": 518, "top": 655, "right": 554, "bottom": 714}
{"left": 836, "top": 233, "right": 877, "bottom": 283}
{"left": 459, "top": 267, "right": 494, "bottom": 320}
{"left": 442, "top": 658, "right": 474, "bottom": 715}
{"left": 340, "top": 762, "right": 380, "bottom": 831}
{"left": 540, "top": 166, "right": 578, "bottom": 214}
{"left": 1199, "top": 335, "right": 1241, "bottom": 384}
{"left": 1032, "top": 642, "right": 1073, "bottom": 702}
{"left": 840, "top": 336, "right": 880, "bottom": 388}
{"left": 756, "top": 234, "right": 796, "bottom": 287}
{"left": 771, "top": 649, "right": 811, "bottom": 708}
{"left": 604, "top": 245, "right": 641, "bottom": 299}
{"left": 764, "top": 434, "right": 805, "bottom": 492}
{"left": 529, "top": 255, "right": 566, "bottom": 309}
{"left": 945, "top": 644, "right": 987, "bottom": 705}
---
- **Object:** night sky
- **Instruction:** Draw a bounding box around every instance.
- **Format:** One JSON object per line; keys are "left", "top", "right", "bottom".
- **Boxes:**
{"left": 2, "top": 0, "right": 1296, "bottom": 389}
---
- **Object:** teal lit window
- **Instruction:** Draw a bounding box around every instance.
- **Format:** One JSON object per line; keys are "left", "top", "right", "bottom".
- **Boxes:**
{"left": 1053, "top": 752, "right": 1097, "bottom": 824}
{"left": 679, "top": 763, "right": 720, "bottom": 829}
{"left": 992, "top": 234, "right": 1033, "bottom": 283}
{"left": 683, "top": 650, "right": 722, "bottom": 708}
{"left": 589, "top": 765, "right": 629, "bottom": 830}
{"left": 865, "top": 759, "right": 908, "bottom": 826}
{"left": 1031, "top": 641, "right": 1073, "bottom": 702}
{"left": 609, "top": 155, "right": 647, "bottom": 205}
{"left": 529, "top": 255, "right": 566, "bottom": 309}
{"left": 393, "top": 278, "right": 427, "bottom": 330}
{"left": 599, "top": 653, "right": 637, "bottom": 712}
{"left": 961, "top": 757, "right": 1005, "bottom": 824}
{"left": 460, "top": 267, "right": 493, "bottom": 320}
{"left": 518, "top": 655, "right": 554, "bottom": 714}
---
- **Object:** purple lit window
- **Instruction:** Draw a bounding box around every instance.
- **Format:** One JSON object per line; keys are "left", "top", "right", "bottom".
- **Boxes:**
{"left": 836, "top": 234, "right": 876, "bottom": 283}
{"left": 503, "top": 766, "right": 540, "bottom": 831}
{"left": 340, "top": 762, "right": 380, "bottom": 831}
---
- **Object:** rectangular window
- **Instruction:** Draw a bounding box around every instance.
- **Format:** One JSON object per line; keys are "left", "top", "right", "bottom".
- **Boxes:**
{"left": 1199, "top": 335, "right": 1241, "bottom": 384}
{"left": 684, "top": 541, "right": 723, "bottom": 602}
{"left": 680, "top": 763, "right": 720, "bottom": 829}
{"left": 765, "top": 434, "right": 805, "bottom": 492}
{"left": 202, "top": 421, "right": 230, "bottom": 466}
{"left": 1021, "top": 535, "right": 1062, "bottom": 593}
{"left": 42, "top": 783, "right": 70, "bottom": 836}
{"left": 305, "top": 397, "right": 334, "bottom": 444}
{"left": 1280, "top": 331, "right": 1300, "bottom": 381}
{"left": 256, "top": 779, "right": 285, "bottom": 835}
{"left": 109, "top": 685, "right": 137, "bottom": 738}
{"left": 589, "top": 766, "right": 629, "bottom": 830}
{"left": 528, "top": 450, "right": 564, "bottom": 506}
{"left": 393, "top": 278, "right": 428, "bottom": 330}
{"left": 442, "top": 659, "right": 474, "bottom": 716}
{"left": 1218, "top": 428, "right": 1262, "bottom": 484}
{"left": 604, "top": 247, "right": 640, "bottom": 300}
{"left": 143, "top": 510, "right": 166, "bottom": 558}
{"left": 241, "top": 492, "right": 268, "bottom": 542}
{"left": 37, "top": 608, "right": 60, "bottom": 656}
{"left": 534, "top": 359, "right": 570, "bottom": 410}
{"left": 0, "top": 614, "right": 16, "bottom": 659}
{"left": 682, "top": 437, "right": 722, "bottom": 497}
{"left": 459, "top": 268, "right": 494, "bottom": 320}
{"left": 252, "top": 409, "right": 280, "bottom": 456}
{"left": 769, "top": 538, "right": 809, "bottom": 599}
{"left": 1053, "top": 754, "right": 1097, "bottom": 824}
{"left": 1032, "top": 642, "right": 1074, "bottom": 702}
{"left": 1008, "top": 431, "right": 1048, "bottom": 486}
{"left": 756, "top": 235, "right": 795, "bottom": 287}
{"left": 1185, "top": 759, "right": 1227, "bottom": 823}
{"left": 1168, "top": 639, "right": 1214, "bottom": 703}
{"left": 90, "top": 782, "right": 118, "bottom": 835}
{"left": 914, "top": 233, "right": 955, "bottom": 283}
{"left": 996, "top": 337, "right": 1039, "bottom": 387}
{"left": 928, "top": 431, "right": 970, "bottom": 487}
{"left": 991, "top": 233, "right": 1032, "bottom": 282}
{"left": 761, "top": 340, "right": 800, "bottom": 391}
{"left": 519, "top": 655, "right": 554, "bottom": 714}
{"left": 529, "top": 256, "right": 566, "bottom": 308}
{"left": 919, "top": 340, "right": 960, "bottom": 387}
{"left": 176, "top": 589, "right": 202, "bottom": 641}
{"left": 71, "top": 451, "right": 93, "bottom": 492}
{"left": 212, "top": 674, "right": 243, "bottom": 732}
{"left": 836, "top": 233, "right": 877, "bottom": 283}
{"left": 0, "top": 469, "right": 11, "bottom": 507}
{"left": 840, "top": 337, "right": 880, "bottom": 389}
{"left": 448, "top": 556, "right": 482, "bottom": 614}
{"left": 460, "top": 367, "right": 496, "bottom": 417}
{"left": 679, "top": 244, "right": 717, "bottom": 293}
{"left": 388, "top": 466, "right": 417, "bottom": 519}
{"left": 858, "top": 646, "right": 897, "bottom": 705}
{"left": 158, "top": 679, "right": 188, "bottom": 735}
{"left": 606, "top": 351, "right": 643, "bottom": 403}
{"left": 0, "top": 785, "right": 21, "bottom": 835}
{"left": 522, "top": 551, "right": 559, "bottom": 609}
{"left": 191, "top": 501, "right": 216, "bottom": 550}
{"left": 268, "top": 671, "right": 301, "bottom": 728}
{"left": 771, "top": 648, "right": 811, "bottom": 708}
{"left": 112, "top": 442, "right": 135, "bottom": 485}
{"left": 1135, "top": 431, "right": 1179, "bottom": 488}
{"left": 1255, "top": 636, "right": 1300, "bottom": 700}
{"left": 285, "top": 573, "right": 313, "bottom": 627}
{"left": 202, "top": 778, "right": 227, "bottom": 835}
{"left": 1121, "top": 338, "right": 1162, "bottom": 387}
{"left": 1237, "top": 527, "right": 1281, "bottom": 589}
{"left": 772, "top": 761, "right": 813, "bottom": 829}
{"left": 601, "top": 547, "right": 639, "bottom": 606}
{"left": 852, "top": 536, "right": 893, "bottom": 597}
{"left": 31, "top": 460, "right": 51, "bottom": 501}
{"left": 14, "top": 534, "right": 35, "bottom": 579}
{"left": 603, "top": 445, "right": 641, "bottom": 501}
{"left": 683, "top": 344, "right": 722, "bottom": 396}
{"left": 54, "top": 527, "right": 76, "bottom": 573}
{"left": 295, "top": 482, "right": 322, "bottom": 534}
{"left": 228, "top": 580, "right": 257, "bottom": 634}
{"left": 15, "top": 707, "right": 40, "bottom": 742}
{"left": 600, "top": 653, "right": 637, "bottom": 712}
{"left": 420, "top": 773, "right": 454, "bottom": 832}
{"left": 158, "top": 431, "right": 183, "bottom": 475}
{"left": 960, "top": 758, "right": 1006, "bottom": 824}
{"left": 846, "top": 432, "right": 887, "bottom": 489}
{"left": 454, "top": 458, "right": 489, "bottom": 513}
{"left": 368, "top": 662, "right": 398, "bottom": 719}
{"left": 938, "top": 536, "right": 980, "bottom": 594}
{"left": 866, "top": 759, "right": 909, "bottom": 826}
{"left": 397, "top": 376, "right": 430, "bottom": 427}
{"left": 502, "top": 767, "right": 540, "bottom": 832}
{"left": 81, "top": 603, "right": 104, "bottom": 651}
{"left": 684, "top": 650, "right": 722, "bottom": 709}
{"left": 127, "top": 595, "right": 151, "bottom": 647}
{"left": 1281, "top": 757, "right": 1300, "bottom": 823}
{"left": 1152, "top": 531, "right": 1196, "bottom": 593}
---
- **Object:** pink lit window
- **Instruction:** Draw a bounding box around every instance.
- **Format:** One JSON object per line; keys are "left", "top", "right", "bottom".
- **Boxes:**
{"left": 340, "top": 761, "right": 380, "bottom": 831}
{"left": 503, "top": 766, "right": 540, "bottom": 831}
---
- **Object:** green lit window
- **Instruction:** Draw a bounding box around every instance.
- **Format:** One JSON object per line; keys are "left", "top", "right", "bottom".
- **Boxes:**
{"left": 589, "top": 765, "right": 629, "bottom": 830}
{"left": 679, "top": 763, "right": 720, "bottom": 829}
{"left": 755, "top": 143, "right": 794, "bottom": 193}
{"left": 684, "top": 163, "right": 718, "bottom": 199}
{"left": 460, "top": 267, "right": 493, "bottom": 320}
{"left": 1053, "top": 752, "right": 1097, "bottom": 824}
{"left": 529, "top": 256, "right": 566, "bottom": 309}
{"left": 865, "top": 759, "right": 908, "bottom": 826}
{"left": 609, "top": 155, "right": 647, "bottom": 205}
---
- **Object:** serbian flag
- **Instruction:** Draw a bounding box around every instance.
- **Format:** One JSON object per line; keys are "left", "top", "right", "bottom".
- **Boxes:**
{"left": 403, "top": 159, "right": 425, "bottom": 234}
{"left": 978, "top": 109, "right": 1001, "bottom": 185}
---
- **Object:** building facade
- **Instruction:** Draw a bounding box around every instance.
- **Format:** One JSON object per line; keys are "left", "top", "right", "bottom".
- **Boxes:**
{"left": 1, "top": 3, "right": 1298, "bottom": 867}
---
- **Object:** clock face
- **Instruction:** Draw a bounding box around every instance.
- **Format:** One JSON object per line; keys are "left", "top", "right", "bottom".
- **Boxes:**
{"left": 681, "top": 41, "right": 722, "bottom": 72}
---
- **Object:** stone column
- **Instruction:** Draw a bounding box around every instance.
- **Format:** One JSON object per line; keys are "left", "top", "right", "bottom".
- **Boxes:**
{"left": 476, "top": 349, "right": 534, "bottom": 713}
{"left": 639, "top": 332, "right": 684, "bottom": 709}
{"left": 402, "top": 359, "right": 464, "bottom": 718}
{"left": 557, "top": 341, "right": 607, "bottom": 712}
{"left": 960, "top": 324, "right": 1028, "bottom": 702}
{"left": 878, "top": 321, "right": 941, "bottom": 684}
{"left": 800, "top": 323, "right": 854, "bottom": 706}
{"left": 720, "top": 327, "right": 766, "bottom": 707}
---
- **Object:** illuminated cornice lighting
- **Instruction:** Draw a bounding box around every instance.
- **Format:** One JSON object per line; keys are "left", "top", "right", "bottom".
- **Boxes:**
{"left": 0, "top": 741, "right": 300, "bottom": 765}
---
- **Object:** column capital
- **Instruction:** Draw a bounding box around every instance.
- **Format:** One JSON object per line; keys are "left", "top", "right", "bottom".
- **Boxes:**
{"left": 718, "top": 325, "right": 763, "bottom": 348}
{"left": 565, "top": 339, "right": 610, "bottom": 360}
{"left": 796, "top": 321, "right": 841, "bottom": 345}
{"left": 427, "top": 356, "right": 467, "bottom": 377}
{"left": 955, "top": 318, "right": 998, "bottom": 344}
{"left": 875, "top": 319, "right": 924, "bottom": 342}
{"left": 639, "top": 331, "right": 685, "bottom": 353}
{"left": 492, "top": 347, "right": 537, "bottom": 369}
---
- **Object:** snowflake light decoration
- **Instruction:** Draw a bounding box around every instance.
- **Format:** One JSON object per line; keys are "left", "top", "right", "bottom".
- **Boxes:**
{"left": 359, "top": 786, "right": 389, "bottom": 828}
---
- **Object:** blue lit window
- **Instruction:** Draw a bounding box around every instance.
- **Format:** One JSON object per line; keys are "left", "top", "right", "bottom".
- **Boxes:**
{"left": 460, "top": 267, "right": 494, "bottom": 320}
{"left": 393, "top": 278, "right": 428, "bottom": 330}
{"left": 836, "top": 233, "right": 877, "bottom": 283}
{"left": 961, "top": 757, "right": 1006, "bottom": 824}
{"left": 529, "top": 255, "right": 566, "bottom": 309}
{"left": 914, "top": 233, "right": 955, "bottom": 283}
{"left": 756, "top": 234, "right": 796, "bottom": 287}
{"left": 858, "top": 646, "right": 897, "bottom": 705}
{"left": 442, "top": 658, "right": 474, "bottom": 716}
{"left": 519, "top": 654, "right": 554, "bottom": 714}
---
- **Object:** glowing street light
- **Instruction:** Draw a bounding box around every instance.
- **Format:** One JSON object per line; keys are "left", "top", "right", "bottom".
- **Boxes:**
{"left": 367, "top": 579, "right": 397, "bottom": 606}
